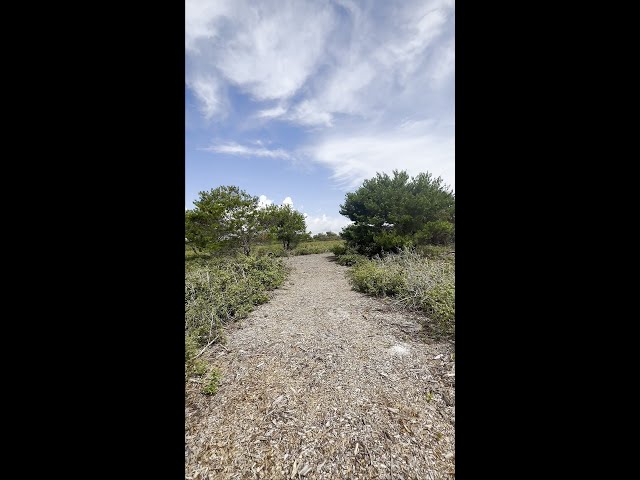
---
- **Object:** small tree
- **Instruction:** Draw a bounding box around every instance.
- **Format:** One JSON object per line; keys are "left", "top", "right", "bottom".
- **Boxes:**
{"left": 187, "top": 186, "right": 262, "bottom": 255}
{"left": 263, "top": 204, "right": 307, "bottom": 250}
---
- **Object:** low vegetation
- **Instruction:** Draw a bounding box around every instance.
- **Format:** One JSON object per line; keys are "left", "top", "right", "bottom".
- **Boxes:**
{"left": 255, "top": 239, "right": 344, "bottom": 257}
{"left": 185, "top": 254, "right": 287, "bottom": 381}
{"left": 335, "top": 248, "right": 455, "bottom": 336}
{"left": 201, "top": 368, "right": 221, "bottom": 396}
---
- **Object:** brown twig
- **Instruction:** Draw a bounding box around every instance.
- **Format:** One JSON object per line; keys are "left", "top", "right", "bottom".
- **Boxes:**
{"left": 194, "top": 336, "right": 220, "bottom": 359}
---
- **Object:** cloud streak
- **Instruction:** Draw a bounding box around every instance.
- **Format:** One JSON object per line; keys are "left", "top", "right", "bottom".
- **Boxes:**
{"left": 203, "top": 142, "right": 292, "bottom": 160}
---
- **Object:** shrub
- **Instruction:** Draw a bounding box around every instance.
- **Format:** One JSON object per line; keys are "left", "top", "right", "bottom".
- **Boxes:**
{"left": 349, "top": 258, "right": 406, "bottom": 296}
{"left": 372, "top": 230, "right": 413, "bottom": 252}
{"left": 202, "top": 368, "right": 221, "bottom": 395}
{"left": 331, "top": 243, "right": 348, "bottom": 256}
{"left": 336, "top": 253, "right": 366, "bottom": 266}
{"left": 416, "top": 221, "right": 455, "bottom": 245}
{"left": 415, "top": 244, "right": 454, "bottom": 259}
{"left": 185, "top": 255, "right": 287, "bottom": 380}
{"left": 348, "top": 249, "right": 455, "bottom": 335}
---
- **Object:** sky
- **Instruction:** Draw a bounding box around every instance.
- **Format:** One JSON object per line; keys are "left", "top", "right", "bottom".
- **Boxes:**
{"left": 185, "top": 0, "right": 455, "bottom": 234}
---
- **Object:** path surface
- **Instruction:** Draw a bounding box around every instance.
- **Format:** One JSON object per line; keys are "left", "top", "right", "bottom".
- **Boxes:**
{"left": 186, "top": 253, "right": 455, "bottom": 479}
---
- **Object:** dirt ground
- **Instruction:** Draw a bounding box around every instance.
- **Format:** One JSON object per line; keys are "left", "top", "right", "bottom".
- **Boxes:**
{"left": 186, "top": 253, "right": 455, "bottom": 479}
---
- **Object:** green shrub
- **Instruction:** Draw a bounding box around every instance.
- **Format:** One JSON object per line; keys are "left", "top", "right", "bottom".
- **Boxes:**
{"left": 331, "top": 244, "right": 348, "bottom": 256}
{"left": 349, "top": 259, "right": 406, "bottom": 296}
{"left": 336, "top": 253, "right": 366, "bottom": 266}
{"left": 192, "top": 359, "right": 208, "bottom": 376}
{"left": 416, "top": 221, "right": 455, "bottom": 245}
{"left": 349, "top": 249, "right": 454, "bottom": 335}
{"left": 372, "top": 230, "right": 413, "bottom": 252}
{"left": 415, "top": 244, "right": 454, "bottom": 259}
{"left": 185, "top": 254, "right": 287, "bottom": 380}
{"left": 202, "top": 368, "right": 221, "bottom": 395}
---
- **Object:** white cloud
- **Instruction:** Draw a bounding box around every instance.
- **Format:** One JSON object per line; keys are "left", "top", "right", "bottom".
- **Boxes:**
{"left": 185, "top": 0, "right": 231, "bottom": 53}
{"left": 186, "top": 0, "right": 336, "bottom": 112}
{"left": 257, "top": 195, "right": 273, "bottom": 209}
{"left": 187, "top": 75, "right": 225, "bottom": 119}
{"left": 287, "top": 100, "right": 334, "bottom": 127}
{"left": 186, "top": 0, "right": 455, "bottom": 192}
{"left": 304, "top": 213, "right": 352, "bottom": 235}
{"left": 306, "top": 120, "right": 455, "bottom": 191}
{"left": 203, "top": 142, "right": 292, "bottom": 160}
{"left": 282, "top": 196, "right": 294, "bottom": 208}
{"left": 257, "top": 105, "right": 287, "bottom": 119}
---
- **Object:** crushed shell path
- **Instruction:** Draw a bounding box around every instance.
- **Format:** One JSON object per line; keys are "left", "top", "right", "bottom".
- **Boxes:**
{"left": 186, "top": 253, "right": 455, "bottom": 480}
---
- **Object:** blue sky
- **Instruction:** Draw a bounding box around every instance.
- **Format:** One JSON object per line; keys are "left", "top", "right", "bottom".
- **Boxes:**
{"left": 186, "top": 0, "right": 455, "bottom": 234}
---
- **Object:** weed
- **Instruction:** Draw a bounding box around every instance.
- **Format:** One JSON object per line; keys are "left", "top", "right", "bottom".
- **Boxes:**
{"left": 202, "top": 369, "right": 221, "bottom": 395}
{"left": 193, "top": 359, "right": 208, "bottom": 376}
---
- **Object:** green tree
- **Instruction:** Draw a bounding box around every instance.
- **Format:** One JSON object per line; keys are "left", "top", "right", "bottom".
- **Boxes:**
{"left": 263, "top": 204, "right": 307, "bottom": 250}
{"left": 185, "top": 186, "right": 262, "bottom": 255}
{"left": 185, "top": 209, "right": 214, "bottom": 253}
{"left": 339, "top": 170, "right": 454, "bottom": 255}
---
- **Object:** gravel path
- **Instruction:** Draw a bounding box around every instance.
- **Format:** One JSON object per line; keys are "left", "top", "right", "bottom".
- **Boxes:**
{"left": 186, "top": 253, "right": 455, "bottom": 479}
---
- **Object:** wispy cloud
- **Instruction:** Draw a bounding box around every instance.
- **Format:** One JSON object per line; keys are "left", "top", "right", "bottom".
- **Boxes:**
{"left": 202, "top": 142, "right": 292, "bottom": 160}
{"left": 186, "top": 0, "right": 335, "bottom": 112}
{"left": 256, "top": 105, "right": 288, "bottom": 119}
{"left": 306, "top": 119, "right": 455, "bottom": 191}
{"left": 186, "top": 0, "right": 455, "bottom": 190}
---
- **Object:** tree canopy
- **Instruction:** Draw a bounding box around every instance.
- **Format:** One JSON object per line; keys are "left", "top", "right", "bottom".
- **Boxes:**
{"left": 339, "top": 170, "right": 455, "bottom": 255}
{"left": 262, "top": 204, "right": 307, "bottom": 250}
{"left": 185, "top": 186, "right": 262, "bottom": 255}
{"left": 185, "top": 185, "right": 310, "bottom": 255}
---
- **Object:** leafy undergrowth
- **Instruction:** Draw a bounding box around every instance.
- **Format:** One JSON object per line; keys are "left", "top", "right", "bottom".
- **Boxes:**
{"left": 339, "top": 248, "right": 455, "bottom": 337}
{"left": 185, "top": 255, "right": 287, "bottom": 384}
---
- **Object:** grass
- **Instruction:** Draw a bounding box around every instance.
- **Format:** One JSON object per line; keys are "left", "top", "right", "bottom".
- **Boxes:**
{"left": 343, "top": 248, "right": 455, "bottom": 336}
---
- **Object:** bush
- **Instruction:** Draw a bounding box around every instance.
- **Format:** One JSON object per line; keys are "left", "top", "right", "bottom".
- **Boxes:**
{"left": 415, "top": 244, "right": 454, "bottom": 259}
{"left": 416, "top": 221, "right": 455, "bottom": 245}
{"left": 185, "top": 255, "right": 287, "bottom": 380}
{"left": 202, "top": 368, "right": 221, "bottom": 395}
{"left": 331, "top": 244, "right": 348, "bottom": 256}
{"left": 349, "top": 259, "right": 406, "bottom": 295}
{"left": 348, "top": 249, "right": 455, "bottom": 335}
{"left": 335, "top": 253, "right": 366, "bottom": 266}
{"left": 372, "top": 230, "right": 413, "bottom": 252}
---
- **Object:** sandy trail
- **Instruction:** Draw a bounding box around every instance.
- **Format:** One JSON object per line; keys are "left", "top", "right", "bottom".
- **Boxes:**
{"left": 186, "top": 253, "right": 455, "bottom": 479}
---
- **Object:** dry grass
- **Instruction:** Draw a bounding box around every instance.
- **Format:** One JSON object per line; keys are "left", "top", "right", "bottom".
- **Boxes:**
{"left": 186, "top": 253, "right": 454, "bottom": 479}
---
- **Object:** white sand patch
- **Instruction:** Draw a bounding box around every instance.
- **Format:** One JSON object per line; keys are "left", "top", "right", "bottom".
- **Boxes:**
{"left": 388, "top": 344, "right": 410, "bottom": 356}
